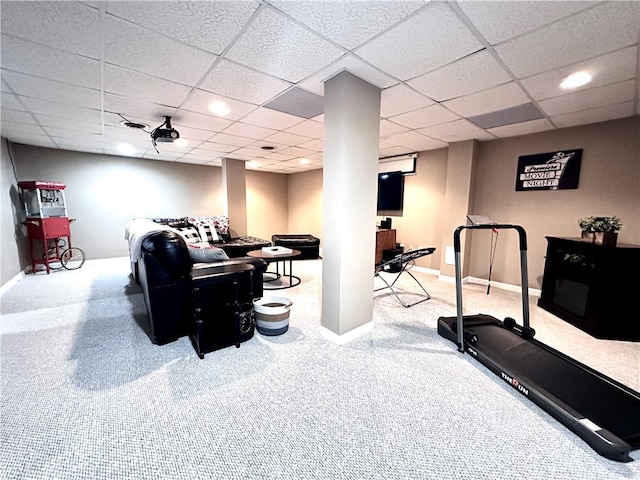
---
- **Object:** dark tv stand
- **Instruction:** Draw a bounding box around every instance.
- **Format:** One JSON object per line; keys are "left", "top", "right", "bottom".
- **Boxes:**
{"left": 537, "top": 236, "right": 640, "bottom": 341}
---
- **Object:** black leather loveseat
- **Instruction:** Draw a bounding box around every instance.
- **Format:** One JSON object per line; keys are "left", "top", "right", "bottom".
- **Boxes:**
{"left": 137, "top": 230, "right": 267, "bottom": 346}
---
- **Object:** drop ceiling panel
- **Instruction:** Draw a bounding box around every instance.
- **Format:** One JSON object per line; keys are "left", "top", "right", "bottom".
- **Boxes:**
{"left": 495, "top": 2, "right": 640, "bottom": 78}
{"left": 380, "top": 84, "right": 435, "bottom": 118}
{"left": 269, "top": 0, "right": 426, "bottom": 49}
{"left": 539, "top": 80, "right": 635, "bottom": 117}
{"left": 2, "top": 71, "right": 101, "bottom": 109}
{"left": 384, "top": 131, "right": 448, "bottom": 151}
{"left": 222, "top": 122, "right": 278, "bottom": 140}
{"left": 407, "top": 50, "right": 512, "bottom": 102}
{"left": 457, "top": 1, "right": 595, "bottom": 45}
{"left": 298, "top": 139, "right": 324, "bottom": 151}
{"left": 104, "top": 16, "right": 217, "bottom": 86}
{"left": 355, "top": 2, "right": 483, "bottom": 81}
{"left": 389, "top": 104, "right": 460, "bottom": 129}
{"left": 35, "top": 115, "right": 102, "bottom": 134}
{"left": 521, "top": 47, "right": 638, "bottom": 102}
{"left": 417, "top": 119, "right": 488, "bottom": 142}
{"left": 379, "top": 119, "right": 409, "bottom": 138}
{"left": 103, "top": 65, "right": 192, "bottom": 107}
{"left": 442, "top": 82, "right": 530, "bottom": 117}
{"left": 197, "top": 141, "right": 239, "bottom": 153}
{"left": 298, "top": 55, "right": 398, "bottom": 95}
{"left": 20, "top": 97, "right": 102, "bottom": 124}
{"left": 1, "top": 93, "right": 25, "bottom": 111}
{"left": 226, "top": 7, "right": 344, "bottom": 83}
{"left": 179, "top": 89, "right": 257, "bottom": 121}
{"left": 488, "top": 118, "right": 555, "bottom": 138}
{"left": 551, "top": 102, "right": 635, "bottom": 128}
{"left": 239, "top": 107, "right": 305, "bottom": 130}
{"left": 208, "top": 133, "right": 256, "bottom": 148}
{"left": 0, "top": 35, "right": 101, "bottom": 89}
{"left": 104, "top": 1, "right": 260, "bottom": 55}
{"left": 284, "top": 119, "right": 324, "bottom": 139}
{"left": 103, "top": 93, "right": 176, "bottom": 122}
{"left": 0, "top": 2, "right": 101, "bottom": 58}
{"left": 264, "top": 131, "right": 312, "bottom": 146}
{"left": 171, "top": 110, "right": 234, "bottom": 133}
{"left": 199, "top": 59, "right": 292, "bottom": 105}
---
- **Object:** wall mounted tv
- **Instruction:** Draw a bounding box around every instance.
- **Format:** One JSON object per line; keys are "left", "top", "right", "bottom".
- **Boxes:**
{"left": 377, "top": 171, "right": 404, "bottom": 211}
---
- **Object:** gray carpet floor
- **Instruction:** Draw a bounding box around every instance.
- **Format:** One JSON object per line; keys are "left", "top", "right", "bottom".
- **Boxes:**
{"left": 1, "top": 257, "right": 639, "bottom": 479}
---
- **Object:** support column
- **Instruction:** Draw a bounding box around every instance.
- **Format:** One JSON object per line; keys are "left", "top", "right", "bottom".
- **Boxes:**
{"left": 439, "top": 140, "right": 478, "bottom": 279}
{"left": 222, "top": 158, "right": 247, "bottom": 237}
{"left": 322, "top": 71, "right": 381, "bottom": 336}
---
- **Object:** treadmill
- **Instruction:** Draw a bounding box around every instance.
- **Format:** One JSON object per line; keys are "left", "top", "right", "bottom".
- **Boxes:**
{"left": 437, "top": 224, "right": 640, "bottom": 462}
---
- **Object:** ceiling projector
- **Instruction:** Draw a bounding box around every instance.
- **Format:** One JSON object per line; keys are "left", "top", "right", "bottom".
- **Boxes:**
{"left": 151, "top": 116, "right": 180, "bottom": 143}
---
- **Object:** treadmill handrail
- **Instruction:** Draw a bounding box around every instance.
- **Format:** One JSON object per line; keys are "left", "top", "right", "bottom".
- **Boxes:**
{"left": 453, "top": 224, "right": 530, "bottom": 351}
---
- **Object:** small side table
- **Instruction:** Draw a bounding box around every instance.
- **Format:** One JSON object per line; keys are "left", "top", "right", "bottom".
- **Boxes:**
{"left": 247, "top": 248, "right": 301, "bottom": 290}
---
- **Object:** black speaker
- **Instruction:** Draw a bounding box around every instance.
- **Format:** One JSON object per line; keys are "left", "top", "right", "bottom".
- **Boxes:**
{"left": 381, "top": 217, "right": 392, "bottom": 229}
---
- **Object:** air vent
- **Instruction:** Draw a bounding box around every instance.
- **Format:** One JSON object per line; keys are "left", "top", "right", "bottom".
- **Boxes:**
{"left": 120, "top": 120, "right": 149, "bottom": 130}
{"left": 261, "top": 145, "right": 277, "bottom": 151}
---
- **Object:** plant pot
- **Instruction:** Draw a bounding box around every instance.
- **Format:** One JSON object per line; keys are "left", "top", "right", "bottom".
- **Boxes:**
{"left": 581, "top": 231, "right": 595, "bottom": 242}
{"left": 594, "top": 232, "right": 618, "bottom": 246}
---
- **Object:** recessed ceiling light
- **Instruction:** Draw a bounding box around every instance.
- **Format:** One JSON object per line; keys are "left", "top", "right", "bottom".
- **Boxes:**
{"left": 246, "top": 160, "right": 259, "bottom": 169}
{"left": 209, "top": 100, "right": 230, "bottom": 116}
{"left": 174, "top": 138, "right": 188, "bottom": 147}
{"left": 560, "top": 71, "right": 592, "bottom": 89}
{"left": 299, "top": 157, "right": 310, "bottom": 165}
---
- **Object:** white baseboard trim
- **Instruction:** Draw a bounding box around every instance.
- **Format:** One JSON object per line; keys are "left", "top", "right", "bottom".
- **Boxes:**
{"left": 319, "top": 321, "right": 373, "bottom": 345}
{"left": 0, "top": 270, "right": 26, "bottom": 295}
{"left": 437, "top": 273, "right": 541, "bottom": 297}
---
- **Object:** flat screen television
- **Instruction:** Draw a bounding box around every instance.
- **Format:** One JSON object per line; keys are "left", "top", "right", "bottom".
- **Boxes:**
{"left": 377, "top": 171, "right": 404, "bottom": 211}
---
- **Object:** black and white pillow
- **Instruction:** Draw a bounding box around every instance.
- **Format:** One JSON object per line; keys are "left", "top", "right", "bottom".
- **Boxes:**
{"left": 195, "top": 224, "right": 219, "bottom": 243}
{"left": 176, "top": 227, "right": 200, "bottom": 245}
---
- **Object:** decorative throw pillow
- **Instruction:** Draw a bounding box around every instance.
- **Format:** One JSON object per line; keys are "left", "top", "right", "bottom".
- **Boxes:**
{"left": 176, "top": 226, "right": 200, "bottom": 245}
{"left": 211, "top": 215, "right": 231, "bottom": 241}
{"left": 196, "top": 224, "right": 219, "bottom": 243}
{"left": 188, "top": 244, "right": 229, "bottom": 263}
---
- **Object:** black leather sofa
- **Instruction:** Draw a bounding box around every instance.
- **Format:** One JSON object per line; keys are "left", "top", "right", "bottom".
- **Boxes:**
{"left": 137, "top": 230, "right": 267, "bottom": 346}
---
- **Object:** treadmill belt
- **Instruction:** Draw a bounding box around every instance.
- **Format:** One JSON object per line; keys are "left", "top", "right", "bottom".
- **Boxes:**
{"left": 470, "top": 324, "right": 640, "bottom": 443}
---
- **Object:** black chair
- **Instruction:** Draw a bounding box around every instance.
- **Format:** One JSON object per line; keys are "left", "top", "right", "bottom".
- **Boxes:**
{"left": 374, "top": 247, "right": 436, "bottom": 308}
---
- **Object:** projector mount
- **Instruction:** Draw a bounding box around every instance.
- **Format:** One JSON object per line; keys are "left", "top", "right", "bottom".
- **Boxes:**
{"left": 118, "top": 113, "right": 180, "bottom": 153}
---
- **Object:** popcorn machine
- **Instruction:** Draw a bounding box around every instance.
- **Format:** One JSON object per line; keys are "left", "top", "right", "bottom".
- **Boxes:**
{"left": 18, "top": 181, "right": 85, "bottom": 273}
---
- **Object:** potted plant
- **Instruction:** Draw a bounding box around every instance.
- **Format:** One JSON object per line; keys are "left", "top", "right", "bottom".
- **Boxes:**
{"left": 578, "top": 216, "right": 622, "bottom": 246}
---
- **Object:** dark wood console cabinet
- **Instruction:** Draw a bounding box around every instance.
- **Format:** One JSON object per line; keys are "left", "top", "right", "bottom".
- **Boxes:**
{"left": 537, "top": 236, "right": 640, "bottom": 341}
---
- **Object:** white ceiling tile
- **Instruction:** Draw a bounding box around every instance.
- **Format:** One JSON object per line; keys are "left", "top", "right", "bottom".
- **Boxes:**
{"left": 0, "top": 2, "right": 101, "bottom": 58}
{"left": 457, "top": 1, "right": 594, "bottom": 45}
{"left": 488, "top": 118, "right": 555, "bottom": 138}
{"left": 298, "top": 139, "right": 324, "bottom": 151}
{"left": 521, "top": 47, "right": 638, "bottom": 101}
{"left": 19, "top": 97, "right": 102, "bottom": 124}
{"left": 2, "top": 121, "right": 46, "bottom": 135}
{"left": 179, "top": 89, "right": 257, "bottom": 121}
{"left": 199, "top": 59, "right": 292, "bottom": 105}
{"left": 105, "top": 1, "right": 259, "bottom": 55}
{"left": 103, "top": 93, "right": 176, "bottom": 122}
{"left": 171, "top": 110, "right": 234, "bottom": 132}
{"left": 416, "top": 119, "right": 487, "bottom": 142}
{"left": 551, "top": 102, "right": 635, "bottom": 129}
{"left": 226, "top": 7, "right": 344, "bottom": 83}
{"left": 284, "top": 119, "right": 324, "bottom": 138}
{"left": 539, "top": 80, "right": 635, "bottom": 117}
{"left": 264, "top": 131, "right": 312, "bottom": 146}
{"left": 268, "top": 1, "right": 425, "bottom": 49}
{"left": 56, "top": 144, "right": 104, "bottom": 154}
{"left": 383, "top": 130, "right": 448, "bottom": 151}
{"left": 156, "top": 125, "right": 212, "bottom": 142}
{"left": 379, "top": 119, "right": 409, "bottom": 138}
{"left": 299, "top": 54, "right": 399, "bottom": 95}
{"left": 278, "top": 145, "right": 316, "bottom": 158}
{"left": 222, "top": 122, "right": 278, "bottom": 140}
{"left": 380, "top": 84, "right": 434, "bottom": 118}
{"left": 197, "top": 141, "right": 238, "bottom": 153}
{"left": 3, "top": 132, "right": 54, "bottom": 146}
{"left": 389, "top": 104, "right": 460, "bottom": 129}
{"left": 262, "top": 152, "right": 296, "bottom": 161}
{"left": 2, "top": 109, "right": 37, "bottom": 125}
{"left": 495, "top": 2, "right": 640, "bottom": 78}
{"left": 442, "top": 83, "right": 530, "bottom": 117}
{"left": 407, "top": 50, "right": 512, "bottom": 102}
{"left": 1, "top": 93, "right": 25, "bottom": 111}
{"left": 239, "top": 107, "right": 305, "bottom": 130}
{"left": 355, "top": 2, "right": 483, "bottom": 81}
{"left": 208, "top": 133, "right": 256, "bottom": 148}
{"left": 104, "top": 16, "right": 217, "bottom": 86}
{"left": 35, "top": 115, "right": 102, "bottom": 134}
{"left": 1, "top": 36, "right": 101, "bottom": 89}
{"left": 103, "top": 65, "right": 192, "bottom": 107}
{"left": 48, "top": 134, "right": 103, "bottom": 148}
{"left": 1, "top": 71, "right": 101, "bottom": 109}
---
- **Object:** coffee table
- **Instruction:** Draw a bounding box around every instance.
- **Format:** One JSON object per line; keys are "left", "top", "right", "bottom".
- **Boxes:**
{"left": 247, "top": 248, "right": 301, "bottom": 290}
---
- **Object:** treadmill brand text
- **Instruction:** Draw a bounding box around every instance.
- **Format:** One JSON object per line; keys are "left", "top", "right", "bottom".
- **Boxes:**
{"left": 501, "top": 372, "right": 529, "bottom": 396}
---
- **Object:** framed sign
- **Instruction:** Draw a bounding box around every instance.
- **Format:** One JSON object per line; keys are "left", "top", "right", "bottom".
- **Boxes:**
{"left": 515, "top": 149, "right": 582, "bottom": 191}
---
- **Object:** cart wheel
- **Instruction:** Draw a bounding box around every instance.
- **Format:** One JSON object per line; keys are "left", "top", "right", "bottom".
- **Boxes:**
{"left": 61, "top": 247, "right": 86, "bottom": 270}
{"left": 522, "top": 326, "right": 536, "bottom": 339}
{"left": 503, "top": 317, "right": 516, "bottom": 330}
